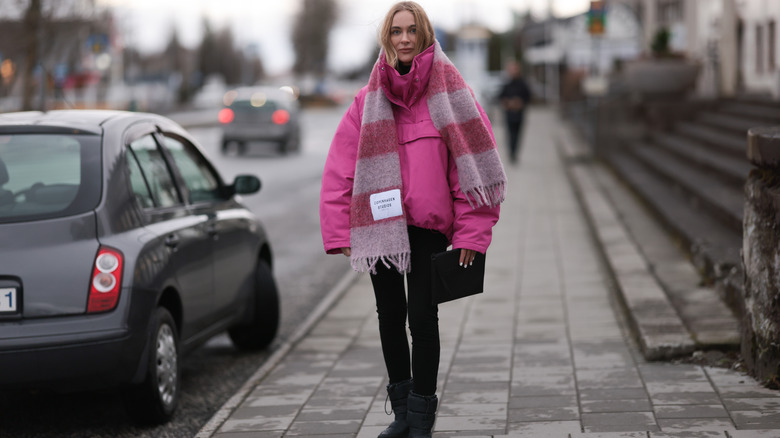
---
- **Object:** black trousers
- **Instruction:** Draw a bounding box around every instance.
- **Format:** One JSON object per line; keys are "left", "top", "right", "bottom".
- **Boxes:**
{"left": 506, "top": 114, "right": 525, "bottom": 163}
{"left": 369, "top": 226, "right": 448, "bottom": 396}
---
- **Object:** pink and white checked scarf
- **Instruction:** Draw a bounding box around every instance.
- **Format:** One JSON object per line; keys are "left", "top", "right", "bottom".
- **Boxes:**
{"left": 350, "top": 41, "right": 506, "bottom": 274}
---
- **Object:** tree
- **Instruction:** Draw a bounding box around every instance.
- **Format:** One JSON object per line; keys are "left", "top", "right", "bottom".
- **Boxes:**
{"left": 21, "top": 0, "right": 41, "bottom": 110}
{"left": 291, "top": 0, "right": 338, "bottom": 77}
{"left": 196, "top": 18, "right": 247, "bottom": 86}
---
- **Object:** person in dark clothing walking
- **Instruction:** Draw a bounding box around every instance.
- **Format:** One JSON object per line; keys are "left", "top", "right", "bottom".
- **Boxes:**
{"left": 498, "top": 61, "right": 531, "bottom": 164}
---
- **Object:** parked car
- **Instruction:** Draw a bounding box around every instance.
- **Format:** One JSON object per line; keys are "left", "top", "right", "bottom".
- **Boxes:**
{"left": 0, "top": 110, "right": 280, "bottom": 424}
{"left": 218, "top": 86, "right": 301, "bottom": 155}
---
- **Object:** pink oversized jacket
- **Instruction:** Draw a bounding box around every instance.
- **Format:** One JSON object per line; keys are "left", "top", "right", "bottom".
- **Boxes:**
{"left": 319, "top": 45, "right": 501, "bottom": 256}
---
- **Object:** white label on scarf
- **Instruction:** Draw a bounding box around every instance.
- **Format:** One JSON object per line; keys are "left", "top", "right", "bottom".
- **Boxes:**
{"left": 370, "top": 189, "right": 403, "bottom": 221}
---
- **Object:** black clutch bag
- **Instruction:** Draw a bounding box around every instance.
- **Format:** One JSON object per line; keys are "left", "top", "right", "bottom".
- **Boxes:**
{"left": 430, "top": 249, "right": 485, "bottom": 305}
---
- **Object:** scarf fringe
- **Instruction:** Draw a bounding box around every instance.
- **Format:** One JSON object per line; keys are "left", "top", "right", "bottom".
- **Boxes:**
{"left": 464, "top": 182, "right": 506, "bottom": 209}
{"left": 351, "top": 251, "right": 411, "bottom": 275}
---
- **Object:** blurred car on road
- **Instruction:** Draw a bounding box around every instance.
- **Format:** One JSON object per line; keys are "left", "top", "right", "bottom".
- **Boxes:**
{"left": 219, "top": 85, "right": 301, "bottom": 155}
{"left": 0, "top": 110, "right": 280, "bottom": 424}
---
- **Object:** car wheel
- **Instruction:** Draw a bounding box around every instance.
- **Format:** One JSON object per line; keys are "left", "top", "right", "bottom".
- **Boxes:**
{"left": 123, "top": 307, "right": 180, "bottom": 424}
{"left": 277, "top": 140, "right": 288, "bottom": 155}
{"left": 287, "top": 130, "right": 301, "bottom": 153}
{"left": 228, "top": 260, "right": 280, "bottom": 351}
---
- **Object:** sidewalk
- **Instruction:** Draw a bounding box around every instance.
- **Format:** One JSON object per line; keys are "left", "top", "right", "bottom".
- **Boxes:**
{"left": 196, "top": 107, "right": 780, "bottom": 438}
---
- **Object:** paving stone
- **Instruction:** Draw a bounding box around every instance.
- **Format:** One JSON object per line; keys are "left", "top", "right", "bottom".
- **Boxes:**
{"left": 511, "top": 380, "right": 577, "bottom": 397}
{"left": 245, "top": 390, "right": 313, "bottom": 407}
{"left": 286, "top": 419, "right": 362, "bottom": 435}
{"left": 570, "top": 433, "right": 649, "bottom": 438}
{"left": 229, "top": 404, "right": 300, "bottom": 419}
{"left": 640, "top": 364, "right": 708, "bottom": 381}
{"left": 650, "top": 432, "right": 728, "bottom": 437}
{"left": 509, "top": 395, "right": 578, "bottom": 409}
{"left": 304, "top": 396, "right": 373, "bottom": 410}
{"left": 731, "top": 410, "right": 780, "bottom": 428}
{"left": 219, "top": 416, "right": 294, "bottom": 433}
{"left": 448, "top": 368, "right": 512, "bottom": 383}
{"left": 651, "top": 393, "right": 723, "bottom": 406}
{"left": 506, "top": 420, "right": 582, "bottom": 436}
{"left": 656, "top": 418, "right": 735, "bottom": 433}
{"left": 213, "top": 431, "right": 287, "bottom": 438}
{"left": 580, "top": 388, "right": 650, "bottom": 401}
{"left": 362, "top": 411, "right": 395, "bottom": 427}
{"left": 443, "top": 380, "right": 512, "bottom": 392}
{"left": 508, "top": 406, "right": 580, "bottom": 422}
{"left": 704, "top": 367, "right": 758, "bottom": 387}
{"left": 576, "top": 368, "right": 644, "bottom": 389}
{"left": 654, "top": 405, "right": 730, "bottom": 419}
{"left": 442, "top": 389, "right": 510, "bottom": 404}
{"left": 718, "top": 386, "right": 780, "bottom": 399}
{"left": 434, "top": 415, "right": 506, "bottom": 432}
{"left": 294, "top": 407, "right": 368, "bottom": 421}
{"left": 439, "top": 403, "right": 508, "bottom": 416}
{"left": 727, "top": 431, "right": 780, "bottom": 437}
{"left": 581, "top": 398, "right": 653, "bottom": 413}
{"left": 582, "top": 412, "right": 659, "bottom": 433}
{"left": 646, "top": 381, "right": 718, "bottom": 395}
{"left": 723, "top": 398, "right": 780, "bottom": 410}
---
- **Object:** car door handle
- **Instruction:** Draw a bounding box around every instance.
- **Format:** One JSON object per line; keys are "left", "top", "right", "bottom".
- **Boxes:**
{"left": 164, "top": 234, "right": 180, "bottom": 248}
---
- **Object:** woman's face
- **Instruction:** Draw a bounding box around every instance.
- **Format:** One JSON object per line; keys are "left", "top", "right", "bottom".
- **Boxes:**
{"left": 390, "top": 10, "right": 418, "bottom": 66}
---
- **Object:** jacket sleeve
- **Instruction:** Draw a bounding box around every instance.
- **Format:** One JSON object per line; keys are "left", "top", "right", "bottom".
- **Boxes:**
{"left": 448, "top": 102, "right": 501, "bottom": 254}
{"left": 319, "top": 95, "right": 362, "bottom": 254}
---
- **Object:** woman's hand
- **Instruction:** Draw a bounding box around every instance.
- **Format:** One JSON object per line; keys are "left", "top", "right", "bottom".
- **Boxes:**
{"left": 458, "top": 248, "right": 476, "bottom": 267}
{"left": 340, "top": 247, "right": 351, "bottom": 257}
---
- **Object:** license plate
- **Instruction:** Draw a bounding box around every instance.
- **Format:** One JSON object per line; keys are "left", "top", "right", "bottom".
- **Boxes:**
{"left": 0, "top": 288, "right": 17, "bottom": 312}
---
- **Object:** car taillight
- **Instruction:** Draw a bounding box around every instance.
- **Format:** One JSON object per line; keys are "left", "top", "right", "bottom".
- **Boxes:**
{"left": 87, "top": 246, "right": 123, "bottom": 313}
{"left": 218, "top": 108, "right": 235, "bottom": 124}
{"left": 272, "top": 109, "right": 290, "bottom": 125}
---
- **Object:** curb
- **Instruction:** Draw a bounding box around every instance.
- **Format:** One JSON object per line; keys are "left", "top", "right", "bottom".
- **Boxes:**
{"left": 194, "top": 269, "right": 361, "bottom": 438}
{"left": 556, "top": 125, "right": 696, "bottom": 361}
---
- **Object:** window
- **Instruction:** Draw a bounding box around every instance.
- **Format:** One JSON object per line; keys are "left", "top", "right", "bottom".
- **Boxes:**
{"left": 161, "top": 136, "right": 221, "bottom": 203}
{"left": 126, "top": 149, "right": 154, "bottom": 209}
{"left": 128, "top": 135, "right": 181, "bottom": 208}
{"left": 0, "top": 133, "right": 101, "bottom": 222}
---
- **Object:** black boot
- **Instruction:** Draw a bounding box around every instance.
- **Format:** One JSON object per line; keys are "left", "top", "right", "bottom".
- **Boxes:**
{"left": 378, "top": 379, "right": 413, "bottom": 438}
{"left": 406, "top": 391, "right": 438, "bottom": 438}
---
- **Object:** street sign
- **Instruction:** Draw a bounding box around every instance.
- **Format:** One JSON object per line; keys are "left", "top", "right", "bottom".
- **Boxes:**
{"left": 588, "top": 1, "right": 606, "bottom": 35}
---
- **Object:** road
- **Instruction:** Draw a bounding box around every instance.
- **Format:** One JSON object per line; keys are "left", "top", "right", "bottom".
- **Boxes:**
{"left": 0, "top": 104, "right": 354, "bottom": 437}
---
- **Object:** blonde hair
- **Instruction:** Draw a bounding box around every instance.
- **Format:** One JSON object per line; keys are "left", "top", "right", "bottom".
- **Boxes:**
{"left": 378, "top": 1, "right": 435, "bottom": 68}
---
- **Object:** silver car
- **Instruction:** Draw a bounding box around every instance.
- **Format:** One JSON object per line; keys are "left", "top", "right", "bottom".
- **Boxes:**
{"left": 0, "top": 110, "right": 280, "bottom": 424}
{"left": 219, "top": 86, "right": 302, "bottom": 155}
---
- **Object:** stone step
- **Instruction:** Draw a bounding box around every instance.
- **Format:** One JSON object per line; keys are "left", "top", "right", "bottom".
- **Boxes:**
{"left": 559, "top": 158, "right": 695, "bottom": 360}
{"left": 735, "top": 92, "right": 780, "bottom": 107}
{"left": 698, "top": 112, "right": 767, "bottom": 137}
{"left": 653, "top": 131, "right": 752, "bottom": 186}
{"left": 558, "top": 127, "right": 740, "bottom": 357}
{"left": 720, "top": 101, "right": 780, "bottom": 123}
{"left": 675, "top": 121, "right": 745, "bottom": 158}
{"left": 630, "top": 143, "right": 744, "bottom": 233}
{"left": 591, "top": 163, "right": 740, "bottom": 350}
{"left": 606, "top": 151, "right": 743, "bottom": 282}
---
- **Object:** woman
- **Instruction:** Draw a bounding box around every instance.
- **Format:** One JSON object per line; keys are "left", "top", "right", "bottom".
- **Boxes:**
{"left": 319, "top": 2, "right": 505, "bottom": 437}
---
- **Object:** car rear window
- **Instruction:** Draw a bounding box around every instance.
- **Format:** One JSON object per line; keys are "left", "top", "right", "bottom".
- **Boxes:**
{"left": 0, "top": 133, "right": 101, "bottom": 223}
{"left": 231, "top": 99, "right": 279, "bottom": 112}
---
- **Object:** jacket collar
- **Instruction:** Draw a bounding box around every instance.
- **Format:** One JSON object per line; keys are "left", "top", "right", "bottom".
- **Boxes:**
{"left": 379, "top": 43, "right": 434, "bottom": 108}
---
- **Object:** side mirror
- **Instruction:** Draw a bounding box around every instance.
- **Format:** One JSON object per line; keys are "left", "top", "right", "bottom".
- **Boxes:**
{"left": 232, "top": 175, "right": 261, "bottom": 195}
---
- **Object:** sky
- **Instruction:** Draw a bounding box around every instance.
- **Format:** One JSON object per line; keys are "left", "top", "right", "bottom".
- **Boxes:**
{"left": 101, "top": 0, "right": 591, "bottom": 76}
